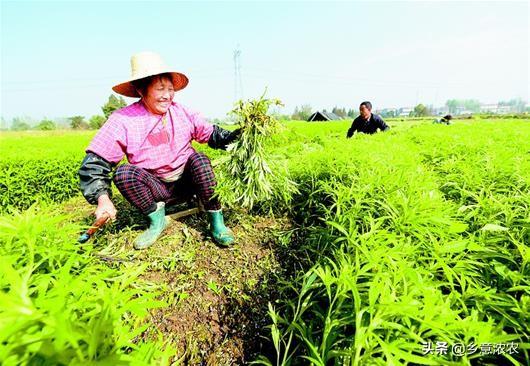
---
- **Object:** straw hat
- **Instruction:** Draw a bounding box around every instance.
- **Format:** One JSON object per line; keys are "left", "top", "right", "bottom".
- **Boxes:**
{"left": 112, "top": 51, "right": 189, "bottom": 98}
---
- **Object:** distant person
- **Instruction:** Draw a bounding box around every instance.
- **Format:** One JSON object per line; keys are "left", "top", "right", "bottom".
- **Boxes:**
{"left": 434, "top": 114, "right": 453, "bottom": 125}
{"left": 346, "top": 101, "right": 390, "bottom": 137}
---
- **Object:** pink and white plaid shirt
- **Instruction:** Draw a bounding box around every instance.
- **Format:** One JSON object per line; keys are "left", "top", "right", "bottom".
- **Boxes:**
{"left": 86, "top": 100, "right": 214, "bottom": 179}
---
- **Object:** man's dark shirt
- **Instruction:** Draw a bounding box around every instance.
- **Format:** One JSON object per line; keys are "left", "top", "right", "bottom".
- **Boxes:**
{"left": 346, "top": 114, "right": 390, "bottom": 137}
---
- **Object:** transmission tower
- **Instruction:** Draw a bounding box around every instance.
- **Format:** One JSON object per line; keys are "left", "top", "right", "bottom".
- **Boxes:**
{"left": 233, "top": 45, "right": 243, "bottom": 102}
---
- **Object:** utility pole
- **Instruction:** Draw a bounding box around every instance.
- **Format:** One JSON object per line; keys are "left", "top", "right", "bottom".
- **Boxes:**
{"left": 233, "top": 44, "right": 243, "bottom": 102}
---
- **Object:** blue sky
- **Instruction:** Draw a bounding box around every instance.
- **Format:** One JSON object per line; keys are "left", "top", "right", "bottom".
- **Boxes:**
{"left": 1, "top": 1, "right": 528, "bottom": 121}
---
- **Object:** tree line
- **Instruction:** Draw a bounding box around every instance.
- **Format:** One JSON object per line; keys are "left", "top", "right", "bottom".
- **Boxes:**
{"left": 289, "top": 98, "right": 528, "bottom": 120}
{"left": 4, "top": 95, "right": 127, "bottom": 131}
{"left": 3, "top": 97, "right": 527, "bottom": 130}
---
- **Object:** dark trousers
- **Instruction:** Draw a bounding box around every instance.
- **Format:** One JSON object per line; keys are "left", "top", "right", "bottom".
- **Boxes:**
{"left": 113, "top": 152, "right": 221, "bottom": 214}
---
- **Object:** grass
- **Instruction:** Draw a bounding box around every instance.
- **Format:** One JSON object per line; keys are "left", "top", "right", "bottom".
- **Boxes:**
{"left": 0, "top": 205, "right": 175, "bottom": 365}
{"left": 1, "top": 117, "right": 529, "bottom": 365}
{"left": 257, "top": 119, "right": 530, "bottom": 365}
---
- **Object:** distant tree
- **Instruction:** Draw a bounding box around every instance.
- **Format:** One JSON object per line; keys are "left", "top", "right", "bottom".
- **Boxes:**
{"left": 69, "top": 115, "right": 88, "bottom": 129}
{"left": 332, "top": 106, "right": 347, "bottom": 118}
{"left": 445, "top": 99, "right": 480, "bottom": 114}
{"left": 89, "top": 115, "right": 106, "bottom": 129}
{"left": 347, "top": 108, "right": 356, "bottom": 118}
{"left": 36, "top": 119, "right": 56, "bottom": 130}
{"left": 413, "top": 104, "right": 430, "bottom": 117}
{"left": 499, "top": 98, "right": 526, "bottom": 113}
{"left": 380, "top": 109, "right": 396, "bottom": 118}
{"left": 445, "top": 99, "right": 459, "bottom": 114}
{"left": 291, "top": 104, "right": 312, "bottom": 120}
{"left": 101, "top": 94, "right": 127, "bottom": 119}
{"left": 0, "top": 117, "right": 7, "bottom": 130}
{"left": 53, "top": 117, "right": 71, "bottom": 129}
{"left": 11, "top": 117, "right": 30, "bottom": 131}
{"left": 291, "top": 106, "right": 300, "bottom": 119}
{"left": 463, "top": 99, "right": 480, "bottom": 113}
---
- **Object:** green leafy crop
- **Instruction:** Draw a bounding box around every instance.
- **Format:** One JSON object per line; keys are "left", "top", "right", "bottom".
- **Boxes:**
{"left": 215, "top": 93, "right": 298, "bottom": 211}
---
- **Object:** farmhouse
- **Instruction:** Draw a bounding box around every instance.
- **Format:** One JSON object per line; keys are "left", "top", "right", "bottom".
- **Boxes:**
{"left": 307, "top": 111, "right": 342, "bottom": 122}
{"left": 480, "top": 104, "right": 499, "bottom": 113}
{"left": 398, "top": 107, "right": 414, "bottom": 117}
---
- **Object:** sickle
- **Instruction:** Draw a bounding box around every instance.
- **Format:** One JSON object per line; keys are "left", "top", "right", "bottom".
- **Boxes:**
{"left": 78, "top": 213, "right": 110, "bottom": 243}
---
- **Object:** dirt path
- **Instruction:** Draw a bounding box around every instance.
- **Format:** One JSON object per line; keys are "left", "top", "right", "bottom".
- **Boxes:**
{"left": 65, "top": 197, "right": 294, "bottom": 364}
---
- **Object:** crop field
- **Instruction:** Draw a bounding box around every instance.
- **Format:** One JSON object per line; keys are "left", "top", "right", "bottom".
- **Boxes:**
{"left": 1, "top": 118, "right": 529, "bottom": 365}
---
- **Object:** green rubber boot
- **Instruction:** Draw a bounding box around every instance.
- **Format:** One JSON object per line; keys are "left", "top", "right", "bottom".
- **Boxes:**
{"left": 134, "top": 202, "right": 169, "bottom": 250}
{"left": 207, "top": 210, "right": 234, "bottom": 247}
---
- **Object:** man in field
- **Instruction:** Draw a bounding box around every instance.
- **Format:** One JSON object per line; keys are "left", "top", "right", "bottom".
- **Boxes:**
{"left": 434, "top": 114, "right": 453, "bottom": 125}
{"left": 346, "top": 101, "right": 390, "bottom": 137}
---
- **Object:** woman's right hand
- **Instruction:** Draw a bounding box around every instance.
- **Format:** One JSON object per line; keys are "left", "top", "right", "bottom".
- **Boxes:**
{"left": 95, "top": 194, "right": 117, "bottom": 221}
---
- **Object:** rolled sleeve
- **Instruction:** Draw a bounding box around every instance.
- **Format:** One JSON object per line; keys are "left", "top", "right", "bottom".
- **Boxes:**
{"left": 185, "top": 107, "right": 214, "bottom": 143}
{"left": 86, "top": 113, "right": 126, "bottom": 163}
